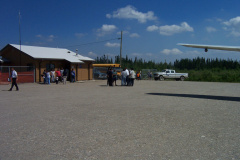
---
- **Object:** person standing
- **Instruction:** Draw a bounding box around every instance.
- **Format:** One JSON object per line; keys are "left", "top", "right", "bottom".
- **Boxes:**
{"left": 9, "top": 67, "right": 19, "bottom": 91}
{"left": 125, "top": 68, "right": 130, "bottom": 86}
{"left": 60, "top": 68, "right": 64, "bottom": 82}
{"left": 112, "top": 70, "right": 117, "bottom": 86}
{"left": 43, "top": 70, "right": 47, "bottom": 84}
{"left": 121, "top": 68, "right": 127, "bottom": 86}
{"left": 51, "top": 69, "right": 55, "bottom": 83}
{"left": 46, "top": 70, "right": 51, "bottom": 84}
{"left": 63, "top": 69, "right": 67, "bottom": 85}
{"left": 71, "top": 69, "right": 76, "bottom": 82}
{"left": 149, "top": 72, "right": 152, "bottom": 80}
{"left": 55, "top": 77, "right": 59, "bottom": 84}
{"left": 136, "top": 72, "right": 140, "bottom": 80}
{"left": 129, "top": 68, "right": 136, "bottom": 86}
{"left": 66, "top": 68, "right": 69, "bottom": 81}
{"left": 55, "top": 68, "right": 61, "bottom": 82}
{"left": 107, "top": 68, "right": 113, "bottom": 86}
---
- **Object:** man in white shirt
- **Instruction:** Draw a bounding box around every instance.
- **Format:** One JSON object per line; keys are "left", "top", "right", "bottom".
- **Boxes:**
{"left": 129, "top": 68, "right": 136, "bottom": 86}
{"left": 125, "top": 68, "right": 130, "bottom": 86}
{"left": 9, "top": 67, "right": 19, "bottom": 91}
{"left": 121, "top": 69, "right": 127, "bottom": 86}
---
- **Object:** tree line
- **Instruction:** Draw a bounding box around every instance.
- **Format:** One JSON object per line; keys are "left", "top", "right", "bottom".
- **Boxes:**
{"left": 95, "top": 55, "right": 240, "bottom": 82}
{"left": 95, "top": 55, "right": 240, "bottom": 71}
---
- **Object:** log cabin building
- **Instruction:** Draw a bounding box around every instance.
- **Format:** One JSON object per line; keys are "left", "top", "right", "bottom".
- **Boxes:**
{"left": 0, "top": 44, "right": 94, "bottom": 83}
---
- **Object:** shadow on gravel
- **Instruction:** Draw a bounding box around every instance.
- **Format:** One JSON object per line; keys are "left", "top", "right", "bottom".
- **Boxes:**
{"left": 99, "top": 85, "right": 130, "bottom": 87}
{"left": 146, "top": 93, "right": 240, "bottom": 102}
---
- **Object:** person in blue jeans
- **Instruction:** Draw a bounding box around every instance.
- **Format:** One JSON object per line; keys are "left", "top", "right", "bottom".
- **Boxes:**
{"left": 46, "top": 71, "right": 51, "bottom": 84}
{"left": 121, "top": 68, "right": 127, "bottom": 86}
{"left": 43, "top": 70, "right": 47, "bottom": 84}
{"left": 71, "top": 69, "right": 75, "bottom": 82}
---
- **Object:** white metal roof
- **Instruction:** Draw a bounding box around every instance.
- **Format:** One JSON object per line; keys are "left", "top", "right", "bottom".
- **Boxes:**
{"left": 10, "top": 44, "right": 94, "bottom": 63}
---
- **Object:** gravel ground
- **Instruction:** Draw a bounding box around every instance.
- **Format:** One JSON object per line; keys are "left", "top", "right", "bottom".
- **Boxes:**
{"left": 0, "top": 80, "right": 240, "bottom": 160}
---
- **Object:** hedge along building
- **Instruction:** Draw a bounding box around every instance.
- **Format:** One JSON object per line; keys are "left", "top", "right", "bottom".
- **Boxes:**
{"left": 0, "top": 44, "right": 95, "bottom": 83}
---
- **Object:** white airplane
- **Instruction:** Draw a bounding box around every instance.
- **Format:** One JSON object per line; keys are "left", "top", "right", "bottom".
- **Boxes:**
{"left": 178, "top": 43, "right": 240, "bottom": 52}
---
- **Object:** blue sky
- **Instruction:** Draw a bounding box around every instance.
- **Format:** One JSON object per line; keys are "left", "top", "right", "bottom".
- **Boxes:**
{"left": 1, "top": 0, "right": 240, "bottom": 62}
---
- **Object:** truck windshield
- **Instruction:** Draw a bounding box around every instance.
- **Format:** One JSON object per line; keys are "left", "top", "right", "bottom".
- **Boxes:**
{"left": 161, "top": 70, "right": 166, "bottom": 72}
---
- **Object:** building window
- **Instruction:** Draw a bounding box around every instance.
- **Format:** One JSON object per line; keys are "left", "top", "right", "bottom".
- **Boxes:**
{"left": 46, "top": 64, "right": 55, "bottom": 71}
{"left": 27, "top": 63, "right": 34, "bottom": 71}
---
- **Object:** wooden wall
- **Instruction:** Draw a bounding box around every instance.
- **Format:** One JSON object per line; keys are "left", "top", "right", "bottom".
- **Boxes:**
{"left": 0, "top": 45, "right": 94, "bottom": 83}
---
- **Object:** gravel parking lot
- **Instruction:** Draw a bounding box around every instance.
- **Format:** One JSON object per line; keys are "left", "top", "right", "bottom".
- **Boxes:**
{"left": 0, "top": 80, "right": 240, "bottom": 160}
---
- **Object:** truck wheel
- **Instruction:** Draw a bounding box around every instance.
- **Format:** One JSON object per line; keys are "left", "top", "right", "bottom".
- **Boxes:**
{"left": 159, "top": 76, "right": 164, "bottom": 81}
{"left": 180, "top": 76, "right": 185, "bottom": 81}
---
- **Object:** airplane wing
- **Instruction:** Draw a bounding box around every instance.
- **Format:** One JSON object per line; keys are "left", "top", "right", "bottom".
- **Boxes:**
{"left": 178, "top": 43, "right": 240, "bottom": 52}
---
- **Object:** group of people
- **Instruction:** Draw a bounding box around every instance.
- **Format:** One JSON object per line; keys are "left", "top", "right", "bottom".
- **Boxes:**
{"left": 42, "top": 68, "right": 76, "bottom": 85}
{"left": 8, "top": 66, "right": 142, "bottom": 91}
{"left": 121, "top": 68, "right": 136, "bottom": 86}
{"left": 106, "top": 67, "right": 136, "bottom": 86}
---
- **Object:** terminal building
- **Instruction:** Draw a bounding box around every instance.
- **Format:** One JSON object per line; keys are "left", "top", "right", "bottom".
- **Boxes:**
{"left": 0, "top": 44, "right": 95, "bottom": 83}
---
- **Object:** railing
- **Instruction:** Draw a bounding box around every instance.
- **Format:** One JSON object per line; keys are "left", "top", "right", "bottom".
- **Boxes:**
{"left": 0, "top": 66, "right": 35, "bottom": 84}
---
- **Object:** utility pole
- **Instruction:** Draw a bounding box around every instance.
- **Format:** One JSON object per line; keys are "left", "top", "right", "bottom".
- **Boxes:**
{"left": 120, "top": 31, "right": 123, "bottom": 67}
{"left": 19, "top": 11, "right": 21, "bottom": 51}
{"left": 19, "top": 11, "right": 22, "bottom": 69}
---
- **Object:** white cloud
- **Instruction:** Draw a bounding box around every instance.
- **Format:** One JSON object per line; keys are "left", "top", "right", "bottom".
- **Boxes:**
{"left": 106, "top": 5, "right": 157, "bottom": 23}
{"left": 130, "top": 33, "right": 140, "bottom": 38}
{"left": 223, "top": 16, "right": 240, "bottom": 26}
{"left": 223, "top": 16, "right": 240, "bottom": 37}
{"left": 105, "top": 42, "right": 120, "bottom": 47}
{"left": 117, "top": 31, "right": 129, "bottom": 35}
{"left": 159, "top": 22, "right": 194, "bottom": 36}
{"left": 206, "top": 18, "right": 223, "bottom": 22}
{"left": 48, "top": 35, "right": 55, "bottom": 42}
{"left": 161, "top": 48, "right": 183, "bottom": 55}
{"left": 147, "top": 25, "right": 159, "bottom": 32}
{"left": 88, "top": 51, "right": 97, "bottom": 57}
{"left": 230, "top": 30, "right": 240, "bottom": 37}
{"left": 206, "top": 27, "right": 217, "bottom": 33}
{"left": 97, "top": 24, "right": 117, "bottom": 37}
{"left": 36, "top": 34, "right": 55, "bottom": 42}
{"left": 102, "top": 24, "right": 117, "bottom": 32}
{"left": 216, "top": 18, "right": 223, "bottom": 22}
{"left": 147, "top": 22, "right": 194, "bottom": 36}
{"left": 222, "top": 27, "right": 228, "bottom": 30}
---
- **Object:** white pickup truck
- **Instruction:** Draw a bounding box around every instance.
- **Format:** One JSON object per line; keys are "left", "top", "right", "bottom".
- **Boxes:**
{"left": 154, "top": 69, "right": 188, "bottom": 81}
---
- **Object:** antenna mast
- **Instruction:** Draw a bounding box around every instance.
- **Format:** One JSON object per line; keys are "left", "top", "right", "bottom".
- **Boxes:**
{"left": 19, "top": 11, "right": 21, "bottom": 51}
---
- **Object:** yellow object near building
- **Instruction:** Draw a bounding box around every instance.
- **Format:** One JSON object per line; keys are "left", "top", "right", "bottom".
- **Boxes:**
{"left": 92, "top": 64, "right": 121, "bottom": 68}
{"left": 93, "top": 64, "right": 122, "bottom": 79}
